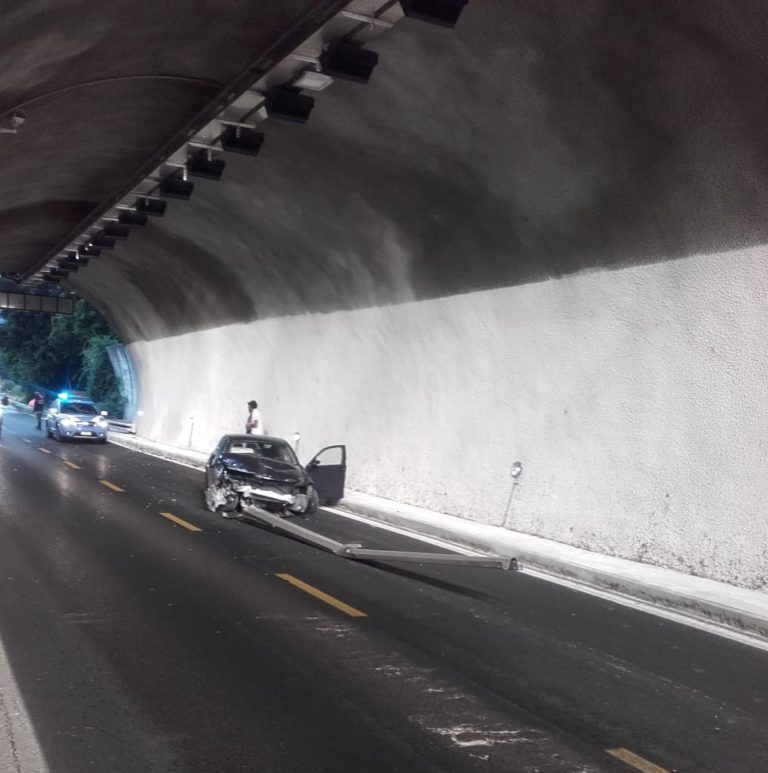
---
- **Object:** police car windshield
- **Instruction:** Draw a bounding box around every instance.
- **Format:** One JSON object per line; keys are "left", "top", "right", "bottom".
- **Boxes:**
{"left": 61, "top": 402, "right": 97, "bottom": 415}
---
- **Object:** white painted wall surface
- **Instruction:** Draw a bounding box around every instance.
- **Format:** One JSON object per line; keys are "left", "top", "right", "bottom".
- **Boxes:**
{"left": 130, "top": 247, "right": 768, "bottom": 589}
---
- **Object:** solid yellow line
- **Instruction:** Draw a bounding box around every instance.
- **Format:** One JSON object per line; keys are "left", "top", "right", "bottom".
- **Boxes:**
{"left": 99, "top": 480, "right": 125, "bottom": 493}
{"left": 38, "top": 447, "right": 51, "bottom": 454}
{"left": 159, "top": 512, "right": 202, "bottom": 533}
{"left": 63, "top": 460, "right": 81, "bottom": 470}
{"left": 275, "top": 573, "right": 367, "bottom": 618}
{"left": 607, "top": 748, "right": 671, "bottom": 773}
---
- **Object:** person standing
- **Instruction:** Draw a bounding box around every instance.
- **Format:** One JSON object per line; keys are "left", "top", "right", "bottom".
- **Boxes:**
{"left": 245, "top": 400, "right": 261, "bottom": 435}
{"left": 32, "top": 392, "right": 45, "bottom": 430}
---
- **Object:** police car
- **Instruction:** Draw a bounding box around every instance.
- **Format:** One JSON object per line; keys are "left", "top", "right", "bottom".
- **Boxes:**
{"left": 45, "top": 391, "right": 109, "bottom": 443}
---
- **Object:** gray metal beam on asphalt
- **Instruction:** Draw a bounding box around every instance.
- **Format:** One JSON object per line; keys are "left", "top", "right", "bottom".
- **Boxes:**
{"left": 340, "top": 546, "right": 515, "bottom": 570}
{"left": 240, "top": 504, "right": 516, "bottom": 570}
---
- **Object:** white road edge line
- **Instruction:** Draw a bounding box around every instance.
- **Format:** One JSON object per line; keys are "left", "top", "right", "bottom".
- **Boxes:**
{"left": 0, "top": 633, "right": 49, "bottom": 773}
{"left": 321, "top": 507, "right": 482, "bottom": 556}
{"left": 522, "top": 567, "right": 768, "bottom": 653}
{"left": 325, "top": 508, "right": 768, "bottom": 652}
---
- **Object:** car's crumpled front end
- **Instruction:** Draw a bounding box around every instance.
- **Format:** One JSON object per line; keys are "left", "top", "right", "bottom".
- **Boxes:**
{"left": 206, "top": 453, "right": 315, "bottom": 515}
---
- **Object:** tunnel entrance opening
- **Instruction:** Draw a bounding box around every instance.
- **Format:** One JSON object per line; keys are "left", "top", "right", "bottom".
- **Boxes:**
{"left": 0, "top": 298, "right": 130, "bottom": 422}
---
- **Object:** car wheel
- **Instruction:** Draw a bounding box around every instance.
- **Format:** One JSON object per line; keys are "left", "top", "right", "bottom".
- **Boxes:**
{"left": 304, "top": 489, "right": 320, "bottom": 515}
{"left": 53, "top": 425, "right": 63, "bottom": 442}
{"left": 204, "top": 485, "right": 238, "bottom": 513}
{"left": 46, "top": 426, "right": 53, "bottom": 438}
{"left": 98, "top": 437, "right": 107, "bottom": 444}
{"left": 220, "top": 496, "right": 238, "bottom": 511}
{"left": 324, "top": 498, "right": 340, "bottom": 507}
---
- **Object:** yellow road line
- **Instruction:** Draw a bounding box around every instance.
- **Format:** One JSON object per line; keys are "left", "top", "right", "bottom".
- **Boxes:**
{"left": 23, "top": 438, "right": 31, "bottom": 443}
{"left": 607, "top": 748, "right": 671, "bottom": 773}
{"left": 275, "top": 573, "right": 367, "bottom": 618}
{"left": 63, "top": 461, "right": 81, "bottom": 470}
{"left": 159, "top": 512, "right": 202, "bottom": 533}
{"left": 99, "top": 480, "right": 125, "bottom": 493}
{"left": 38, "top": 447, "right": 51, "bottom": 454}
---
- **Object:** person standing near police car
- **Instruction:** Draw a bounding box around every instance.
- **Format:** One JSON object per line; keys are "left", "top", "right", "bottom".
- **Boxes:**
{"left": 31, "top": 392, "right": 45, "bottom": 430}
{"left": 246, "top": 400, "right": 261, "bottom": 435}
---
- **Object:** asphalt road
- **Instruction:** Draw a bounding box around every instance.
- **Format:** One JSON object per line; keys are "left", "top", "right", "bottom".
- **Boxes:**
{"left": 0, "top": 409, "right": 766, "bottom": 773}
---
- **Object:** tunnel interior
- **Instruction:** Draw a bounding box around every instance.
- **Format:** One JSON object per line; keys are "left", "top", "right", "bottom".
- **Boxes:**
{"left": 5, "top": 0, "right": 768, "bottom": 590}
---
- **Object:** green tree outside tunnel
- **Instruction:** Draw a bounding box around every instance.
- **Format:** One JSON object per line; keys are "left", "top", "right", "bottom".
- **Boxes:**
{"left": 0, "top": 300, "right": 125, "bottom": 416}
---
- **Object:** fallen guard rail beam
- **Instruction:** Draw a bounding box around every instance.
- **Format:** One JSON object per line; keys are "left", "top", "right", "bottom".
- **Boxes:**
{"left": 240, "top": 504, "right": 517, "bottom": 570}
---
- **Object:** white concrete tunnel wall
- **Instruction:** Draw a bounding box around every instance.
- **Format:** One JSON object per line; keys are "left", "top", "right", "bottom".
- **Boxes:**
{"left": 129, "top": 243, "right": 768, "bottom": 590}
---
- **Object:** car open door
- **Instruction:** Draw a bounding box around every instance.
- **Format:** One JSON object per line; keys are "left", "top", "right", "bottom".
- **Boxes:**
{"left": 306, "top": 445, "right": 346, "bottom": 505}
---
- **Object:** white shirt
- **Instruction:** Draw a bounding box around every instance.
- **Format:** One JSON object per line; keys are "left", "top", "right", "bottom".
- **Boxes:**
{"left": 246, "top": 408, "right": 262, "bottom": 434}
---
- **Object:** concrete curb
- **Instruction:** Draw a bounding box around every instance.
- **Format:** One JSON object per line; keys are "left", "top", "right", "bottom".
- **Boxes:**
{"left": 109, "top": 433, "right": 768, "bottom": 642}
{"left": 340, "top": 492, "right": 768, "bottom": 642}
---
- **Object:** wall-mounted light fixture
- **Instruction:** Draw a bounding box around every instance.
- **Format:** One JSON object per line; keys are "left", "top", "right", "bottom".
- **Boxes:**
{"left": 159, "top": 173, "right": 195, "bottom": 200}
{"left": 265, "top": 87, "right": 315, "bottom": 123}
{"left": 134, "top": 197, "right": 167, "bottom": 217}
{"left": 103, "top": 222, "right": 131, "bottom": 240}
{"left": 320, "top": 41, "right": 380, "bottom": 84}
{"left": 0, "top": 109, "right": 26, "bottom": 134}
{"left": 90, "top": 234, "right": 116, "bottom": 250}
{"left": 117, "top": 210, "right": 148, "bottom": 227}
{"left": 501, "top": 460, "right": 524, "bottom": 527}
{"left": 220, "top": 125, "right": 265, "bottom": 155}
{"left": 186, "top": 149, "right": 226, "bottom": 180}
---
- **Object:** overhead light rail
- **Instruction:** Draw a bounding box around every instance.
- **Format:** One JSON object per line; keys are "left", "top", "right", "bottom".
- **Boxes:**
{"left": 19, "top": 0, "right": 470, "bottom": 290}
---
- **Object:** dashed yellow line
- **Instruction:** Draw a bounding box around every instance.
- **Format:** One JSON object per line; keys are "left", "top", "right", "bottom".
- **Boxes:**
{"left": 38, "top": 447, "right": 51, "bottom": 454}
{"left": 63, "top": 460, "right": 81, "bottom": 470}
{"left": 99, "top": 480, "right": 124, "bottom": 493}
{"left": 159, "top": 512, "right": 202, "bottom": 533}
{"left": 23, "top": 438, "right": 31, "bottom": 444}
{"left": 607, "top": 748, "right": 671, "bottom": 773}
{"left": 275, "top": 573, "right": 367, "bottom": 618}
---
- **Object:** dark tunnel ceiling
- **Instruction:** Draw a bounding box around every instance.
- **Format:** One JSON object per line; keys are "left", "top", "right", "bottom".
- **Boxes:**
{"left": 5, "top": 0, "right": 768, "bottom": 343}
{"left": 0, "top": 0, "right": 348, "bottom": 275}
{"left": 63, "top": 0, "right": 768, "bottom": 343}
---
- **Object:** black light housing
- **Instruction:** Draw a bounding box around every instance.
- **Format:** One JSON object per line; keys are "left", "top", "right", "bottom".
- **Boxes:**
{"left": 320, "top": 42, "right": 379, "bottom": 84}
{"left": 118, "top": 210, "right": 148, "bottom": 227}
{"left": 135, "top": 198, "right": 167, "bottom": 217}
{"left": 59, "top": 258, "right": 80, "bottom": 271}
{"left": 90, "top": 234, "right": 115, "bottom": 250}
{"left": 187, "top": 150, "right": 226, "bottom": 180}
{"left": 79, "top": 245, "right": 101, "bottom": 258}
{"left": 265, "top": 87, "right": 315, "bottom": 124}
{"left": 400, "top": 0, "right": 469, "bottom": 27}
{"left": 159, "top": 174, "right": 195, "bottom": 200}
{"left": 104, "top": 222, "right": 130, "bottom": 240}
{"left": 63, "top": 250, "right": 89, "bottom": 267}
{"left": 221, "top": 126, "right": 264, "bottom": 156}
{"left": 42, "top": 273, "right": 62, "bottom": 283}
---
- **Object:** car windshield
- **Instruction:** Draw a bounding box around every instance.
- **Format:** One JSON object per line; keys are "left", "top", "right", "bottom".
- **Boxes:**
{"left": 225, "top": 440, "right": 297, "bottom": 465}
{"left": 61, "top": 402, "right": 97, "bottom": 415}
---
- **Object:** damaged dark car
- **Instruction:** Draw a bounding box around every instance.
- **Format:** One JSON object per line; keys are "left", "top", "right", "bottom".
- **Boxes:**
{"left": 204, "top": 434, "right": 346, "bottom": 516}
